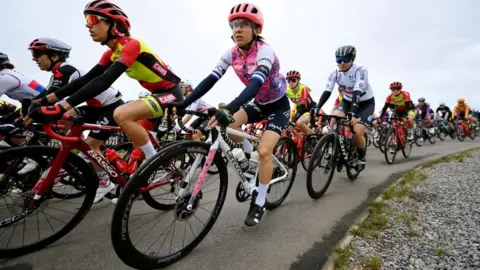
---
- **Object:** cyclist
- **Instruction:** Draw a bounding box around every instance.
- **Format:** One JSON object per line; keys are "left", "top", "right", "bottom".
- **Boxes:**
{"left": 27, "top": 37, "right": 124, "bottom": 203}
{"left": 316, "top": 45, "right": 375, "bottom": 170}
{"left": 179, "top": 80, "right": 210, "bottom": 141}
{"left": 415, "top": 98, "right": 434, "bottom": 135}
{"left": 285, "top": 70, "right": 316, "bottom": 135}
{"left": 26, "top": 0, "right": 183, "bottom": 167}
{"left": 379, "top": 82, "right": 415, "bottom": 140}
{"left": 329, "top": 87, "right": 345, "bottom": 127}
{"left": 453, "top": 98, "right": 478, "bottom": 128}
{"left": 0, "top": 52, "right": 46, "bottom": 104}
{"left": 170, "top": 2, "right": 288, "bottom": 227}
{"left": 436, "top": 101, "right": 454, "bottom": 133}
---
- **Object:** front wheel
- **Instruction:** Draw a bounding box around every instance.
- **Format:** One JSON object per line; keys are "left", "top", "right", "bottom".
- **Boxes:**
{"left": 384, "top": 129, "right": 398, "bottom": 164}
{"left": 111, "top": 141, "right": 228, "bottom": 269}
{"left": 306, "top": 134, "right": 337, "bottom": 199}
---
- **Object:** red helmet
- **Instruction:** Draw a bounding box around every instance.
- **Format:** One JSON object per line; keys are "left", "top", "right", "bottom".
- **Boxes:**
{"left": 389, "top": 81, "right": 402, "bottom": 89}
{"left": 228, "top": 3, "right": 264, "bottom": 33}
{"left": 286, "top": 70, "right": 301, "bottom": 80}
{"left": 28, "top": 38, "right": 71, "bottom": 58}
{"left": 84, "top": 0, "right": 131, "bottom": 31}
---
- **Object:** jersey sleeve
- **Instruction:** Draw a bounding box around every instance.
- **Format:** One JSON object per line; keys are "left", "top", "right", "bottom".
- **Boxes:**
{"left": 98, "top": 50, "right": 114, "bottom": 67}
{"left": 385, "top": 93, "right": 392, "bottom": 104}
{"left": 300, "top": 86, "right": 310, "bottom": 105}
{"left": 0, "top": 73, "right": 21, "bottom": 95}
{"left": 114, "top": 39, "right": 141, "bottom": 67}
{"left": 402, "top": 91, "right": 411, "bottom": 101}
{"left": 253, "top": 45, "right": 275, "bottom": 82}
{"left": 46, "top": 65, "right": 81, "bottom": 94}
{"left": 353, "top": 66, "right": 368, "bottom": 92}
{"left": 211, "top": 49, "right": 232, "bottom": 80}
{"left": 324, "top": 70, "right": 337, "bottom": 92}
{"left": 186, "top": 99, "right": 199, "bottom": 112}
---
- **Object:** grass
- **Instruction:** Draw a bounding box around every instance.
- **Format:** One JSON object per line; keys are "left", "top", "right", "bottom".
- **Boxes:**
{"left": 332, "top": 245, "right": 353, "bottom": 269}
{"left": 405, "top": 229, "right": 421, "bottom": 237}
{"left": 361, "top": 256, "right": 383, "bottom": 270}
{"left": 350, "top": 201, "right": 390, "bottom": 239}
{"left": 396, "top": 212, "right": 417, "bottom": 226}
{"left": 436, "top": 247, "right": 448, "bottom": 256}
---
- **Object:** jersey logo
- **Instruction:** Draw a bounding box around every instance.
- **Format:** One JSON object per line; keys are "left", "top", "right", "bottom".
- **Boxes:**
{"left": 157, "top": 93, "right": 176, "bottom": 104}
{"left": 152, "top": 63, "right": 167, "bottom": 77}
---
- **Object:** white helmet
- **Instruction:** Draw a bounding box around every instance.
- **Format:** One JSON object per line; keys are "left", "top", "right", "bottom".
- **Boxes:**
{"left": 180, "top": 79, "right": 193, "bottom": 88}
{"left": 138, "top": 91, "right": 150, "bottom": 98}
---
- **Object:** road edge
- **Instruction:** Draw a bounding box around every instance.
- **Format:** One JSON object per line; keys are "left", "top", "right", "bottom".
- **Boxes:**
{"left": 322, "top": 146, "right": 480, "bottom": 270}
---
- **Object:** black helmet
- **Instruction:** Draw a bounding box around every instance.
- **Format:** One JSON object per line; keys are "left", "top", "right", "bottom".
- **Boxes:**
{"left": 28, "top": 38, "right": 71, "bottom": 58}
{"left": 0, "top": 52, "right": 14, "bottom": 69}
{"left": 335, "top": 45, "right": 356, "bottom": 58}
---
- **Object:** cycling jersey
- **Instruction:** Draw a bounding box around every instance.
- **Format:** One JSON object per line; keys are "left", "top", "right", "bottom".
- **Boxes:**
{"left": 333, "top": 95, "right": 343, "bottom": 107}
{"left": 324, "top": 64, "right": 374, "bottom": 102}
{"left": 99, "top": 36, "right": 180, "bottom": 92}
{"left": 436, "top": 106, "right": 451, "bottom": 119}
{"left": 186, "top": 98, "right": 209, "bottom": 113}
{"left": 212, "top": 41, "right": 286, "bottom": 105}
{"left": 416, "top": 104, "right": 431, "bottom": 118}
{"left": 384, "top": 90, "right": 414, "bottom": 111}
{"left": 0, "top": 69, "right": 45, "bottom": 101}
{"left": 286, "top": 83, "right": 315, "bottom": 107}
{"left": 453, "top": 103, "right": 470, "bottom": 117}
{"left": 48, "top": 62, "right": 121, "bottom": 107}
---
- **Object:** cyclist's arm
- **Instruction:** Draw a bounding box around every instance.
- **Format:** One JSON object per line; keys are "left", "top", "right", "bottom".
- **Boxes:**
{"left": 299, "top": 86, "right": 310, "bottom": 108}
{"left": 39, "top": 65, "right": 82, "bottom": 99}
{"left": 183, "top": 50, "right": 232, "bottom": 107}
{"left": 52, "top": 64, "right": 108, "bottom": 101}
{"left": 379, "top": 102, "right": 389, "bottom": 118}
{"left": 225, "top": 46, "right": 275, "bottom": 113}
{"left": 0, "top": 73, "right": 21, "bottom": 96}
{"left": 317, "top": 70, "right": 337, "bottom": 109}
{"left": 351, "top": 67, "right": 368, "bottom": 115}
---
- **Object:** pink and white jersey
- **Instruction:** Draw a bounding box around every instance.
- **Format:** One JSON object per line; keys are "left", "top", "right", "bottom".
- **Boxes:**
{"left": 211, "top": 41, "right": 286, "bottom": 105}
{"left": 186, "top": 98, "right": 209, "bottom": 113}
{"left": 0, "top": 69, "right": 46, "bottom": 101}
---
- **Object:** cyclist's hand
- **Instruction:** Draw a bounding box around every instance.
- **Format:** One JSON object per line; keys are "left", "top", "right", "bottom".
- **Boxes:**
{"left": 28, "top": 101, "right": 66, "bottom": 124}
{"left": 209, "top": 108, "right": 234, "bottom": 128}
{"left": 349, "top": 113, "right": 359, "bottom": 125}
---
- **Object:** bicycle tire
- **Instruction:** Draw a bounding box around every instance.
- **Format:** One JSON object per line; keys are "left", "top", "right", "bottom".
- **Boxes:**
{"left": 0, "top": 146, "right": 97, "bottom": 259}
{"left": 306, "top": 134, "right": 336, "bottom": 199}
{"left": 428, "top": 131, "right": 436, "bottom": 144}
{"left": 111, "top": 141, "right": 228, "bottom": 269}
{"left": 402, "top": 139, "right": 413, "bottom": 158}
{"left": 265, "top": 136, "right": 298, "bottom": 210}
{"left": 384, "top": 129, "right": 397, "bottom": 164}
{"left": 469, "top": 128, "right": 477, "bottom": 140}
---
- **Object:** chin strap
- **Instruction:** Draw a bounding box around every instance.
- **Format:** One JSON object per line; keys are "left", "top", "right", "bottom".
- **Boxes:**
{"left": 101, "top": 22, "right": 125, "bottom": 46}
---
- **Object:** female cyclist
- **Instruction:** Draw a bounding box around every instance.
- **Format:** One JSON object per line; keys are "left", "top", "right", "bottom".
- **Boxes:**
{"left": 285, "top": 70, "right": 316, "bottom": 135}
{"left": 28, "top": 37, "right": 124, "bottom": 203}
{"left": 27, "top": 0, "right": 183, "bottom": 164}
{"left": 315, "top": 45, "right": 375, "bottom": 171}
{"left": 170, "top": 3, "right": 289, "bottom": 227}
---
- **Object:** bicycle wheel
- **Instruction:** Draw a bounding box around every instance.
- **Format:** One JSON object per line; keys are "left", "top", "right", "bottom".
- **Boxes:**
{"left": 301, "top": 134, "right": 318, "bottom": 171}
{"left": 384, "top": 129, "right": 398, "bottom": 164}
{"left": 438, "top": 128, "right": 446, "bottom": 141}
{"left": 306, "top": 134, "right": 337, "bottom": 199}
{"left": 111, "top": 141, "right": 228, "bottom": 269}
{"left": 457, "top": 125, "right": 466, "bottom": 141}
{"left": 265, "top": 136, "right": 297, "bottom": 210}
{"left": 0, "top": 146, "right": 97, "bottom": 258}
{"left": 428, "top": 129, "right": 436, "bottom": 144}
{"left": 378, "top": 131, "right": 388, "bottom": 153}
{"left": 402, "top": 139, "right": 413, "bottom": 158}
{"left": 469, "top": 127, "right": 477, "bottom": 140}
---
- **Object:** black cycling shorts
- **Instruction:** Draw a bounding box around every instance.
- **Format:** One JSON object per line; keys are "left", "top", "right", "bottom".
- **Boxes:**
{"left": 74, "top": 100, "right": 124, "bottom": 141}
{"left": 242, "top": 95, "right": 290, "bottom": 135}
{"left": 336, "top": 97, "right": 375, "bottom": 126}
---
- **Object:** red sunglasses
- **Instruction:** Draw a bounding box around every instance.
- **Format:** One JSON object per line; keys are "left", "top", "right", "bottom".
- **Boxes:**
{"left": 85, "top": 14, "right": 104, "bottom": 25}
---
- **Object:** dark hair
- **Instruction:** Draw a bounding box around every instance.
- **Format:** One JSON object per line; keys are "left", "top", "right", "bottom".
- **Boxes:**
{"left": 115, "top": 21, "right": 131, "bottom": 37}
{"left": 256, "top": 35, "right": 265, "bottom": 42}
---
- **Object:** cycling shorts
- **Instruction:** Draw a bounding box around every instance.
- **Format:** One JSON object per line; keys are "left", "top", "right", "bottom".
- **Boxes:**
{"left": 335, "top": 97, "right": 375, "bottom": 127}
{"left": 243, "top": 95, "right": 290, "bottom": 135}
{"left": 74, "top": 99, "right": 125, "bottom": 141}
{"left": 140, "top": 85, "right": 183, "bottom": 118}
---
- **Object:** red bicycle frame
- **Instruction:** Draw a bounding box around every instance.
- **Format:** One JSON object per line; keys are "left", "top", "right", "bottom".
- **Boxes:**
{"left": 31, "top": 114, "right": 177, "bottom": 200}
{"left": 458, "top": 119, "right": 471, "bottom": 135}
{"left": 390, "top": 117, "right": 407, "bottom": 148}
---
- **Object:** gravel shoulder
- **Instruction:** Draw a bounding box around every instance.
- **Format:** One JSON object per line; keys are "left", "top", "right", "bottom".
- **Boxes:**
{"left": 331, "top": 148, "right": 480, "bottom": 270}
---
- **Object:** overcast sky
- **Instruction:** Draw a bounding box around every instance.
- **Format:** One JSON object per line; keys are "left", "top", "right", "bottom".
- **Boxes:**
{"left": 2, "top": 0, "right": 479, "bottom": 113}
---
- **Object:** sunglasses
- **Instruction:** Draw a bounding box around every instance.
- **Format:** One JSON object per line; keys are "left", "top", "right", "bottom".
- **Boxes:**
{"left": 390, "top": 87, "right": 401, "bottom": 91}
{"left": 85, "top": 14, "right": 105, "bottom": 25}
{"left": 31, "top": 50, "right": 46, "bottom": 59}
{"left": 287, "top": 79, "right": 297, "bottom": 83}
{"left": 336, "top": 57, "right": 351, "bottom": 64}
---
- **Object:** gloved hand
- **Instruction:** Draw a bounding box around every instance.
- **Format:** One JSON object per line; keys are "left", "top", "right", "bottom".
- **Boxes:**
{"left": 213, "top": 108, "right": 234, "bottom": 127}
{"left": 28, "top": 101, "right": 66, "bottom": 123}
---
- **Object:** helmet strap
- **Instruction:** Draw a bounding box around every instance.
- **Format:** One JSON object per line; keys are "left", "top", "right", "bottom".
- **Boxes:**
{"left": 46, "top": 53, "right": 62, "bottom": 72}
{"left": 101, "top": 23, "right": 120, "bottom": 46}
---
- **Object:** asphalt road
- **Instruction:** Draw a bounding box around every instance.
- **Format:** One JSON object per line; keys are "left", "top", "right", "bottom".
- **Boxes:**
{"left": 1, "top": 138, "right": 479, "bottom": 270}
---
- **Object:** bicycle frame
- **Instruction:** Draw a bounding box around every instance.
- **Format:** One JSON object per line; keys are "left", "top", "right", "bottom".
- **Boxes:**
{"left": 329, "top": 116, "right": 355, "bottom": 163}
{"left": 30, "top": 115, "right": 170, "bottom": 200}
{"left": 390, "top": 117, "right": 407, "bottom": 148}
{"left": 180, "top": 126, "right": 289, "bottom": 211}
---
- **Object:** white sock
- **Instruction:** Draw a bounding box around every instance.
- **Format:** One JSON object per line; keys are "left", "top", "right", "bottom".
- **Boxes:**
{"left": 255, "top": 183, "right": 268, "bottom": 206}
{"left": 139, "top": 141, "right": 157, "bottom": 159}
{"left": 243, "top": 139, "right": 253, "bottom": 153}
{"left": 97, "top": 171, "right": 109, "bottom": 186}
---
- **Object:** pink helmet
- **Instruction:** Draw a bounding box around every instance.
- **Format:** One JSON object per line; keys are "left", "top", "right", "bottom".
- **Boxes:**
{"left": 228, "top": 3, "right": 264, "bottom": 33}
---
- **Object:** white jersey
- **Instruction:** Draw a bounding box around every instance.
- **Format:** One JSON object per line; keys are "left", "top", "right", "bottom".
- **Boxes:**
{"left": 324, "top": 64, "right": 374, "bottom": 102}
{"left": 186, "top": 98, "right": 209, "bottom": 113}
{"left": 0, "top": 69, "right": 46, "bottom": 101}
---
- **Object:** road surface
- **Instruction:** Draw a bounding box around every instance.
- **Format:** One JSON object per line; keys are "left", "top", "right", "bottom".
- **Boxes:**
{"left": 1, "top": 139, "right": 478, "bottom": 270}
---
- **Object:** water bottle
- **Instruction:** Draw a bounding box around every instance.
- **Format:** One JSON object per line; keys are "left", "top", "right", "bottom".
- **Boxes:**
{"left": 245, "top": 151, "right": 259, "bottom": 180}
{"left": 105, "top": 149, "right": 128, "bottom": 173}
{"left": 231, "top": 148, "right": 249, "bottom": 172}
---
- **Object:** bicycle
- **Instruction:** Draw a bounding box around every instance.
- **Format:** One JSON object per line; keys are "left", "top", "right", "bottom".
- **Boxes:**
{"left": 110, "top": 110, "right": 298, "bottom": 269}
{"left": 434, "top": 118, "right": 449, "bottom": 141}
{"left": 305, "top": 114, "right": 362, "bottom": 199}
{"left": 0, "top": 113, "right": 183, "bottom": 259}
{"left": 383, "top": 117, "right": 413, "bottom": 164}
{"left": 282, "top": 119, "right": 319, "bottom": 171}
{"left": 456, "top": 118, "right": 477, "bottom": 141}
